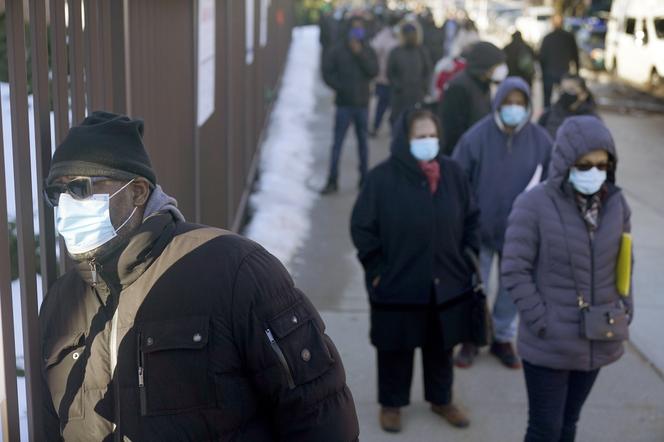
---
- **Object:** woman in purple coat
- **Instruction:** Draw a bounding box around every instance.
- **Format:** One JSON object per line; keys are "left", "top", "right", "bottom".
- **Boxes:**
{"left": 502, "top": 116, "right": 633, "bottom": 442}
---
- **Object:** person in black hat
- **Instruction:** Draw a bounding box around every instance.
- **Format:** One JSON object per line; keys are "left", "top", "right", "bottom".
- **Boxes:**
{"left": 438, "top": 41, "right": 507, "bottom": 154}
{"left": 39, "top": 111, "right": 359, "bottom": 441}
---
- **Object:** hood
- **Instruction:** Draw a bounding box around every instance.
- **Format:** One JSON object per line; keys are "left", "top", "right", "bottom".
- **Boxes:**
{"left": 398, "top": 19, "right": 423, "bottom": 46}
{"left": 464, "top": 41, "right": 505, "bottom": 78}
{"left": 548, "top": 115, "right": 617, "bottom": 187}
{"left": 492, "top": 76, "right": 533, "bottom": 133}
{"left": 143, "top": 185, "right": 185, "bottom": 222}
{"left": 390, "top": 109, "right": 442, "bottom": 173}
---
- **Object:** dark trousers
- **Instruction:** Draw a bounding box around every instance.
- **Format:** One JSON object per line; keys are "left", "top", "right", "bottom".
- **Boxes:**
{"left": 523, "top": 360, "right": 600, "bottom": 442}
{"left": 372, "top": 83, "right": 391, "bottom": 132}
{"left": 377, "top": 312, "right": 453, "bottom": 408}
{"left": 542, "top": 72, "right": 564, "bottom": 108}
{"left": 327, "top": 106, "right": 369, "bottom": 183}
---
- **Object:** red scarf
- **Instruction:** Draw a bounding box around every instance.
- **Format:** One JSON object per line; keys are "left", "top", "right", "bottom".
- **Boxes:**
{"left": 418, "top": 160, "right": 440, "bottom": 194}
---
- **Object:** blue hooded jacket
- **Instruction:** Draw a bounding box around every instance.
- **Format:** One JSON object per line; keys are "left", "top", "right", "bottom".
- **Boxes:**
{"left": 452, "top": 77, "right": 553, "bottom": 251}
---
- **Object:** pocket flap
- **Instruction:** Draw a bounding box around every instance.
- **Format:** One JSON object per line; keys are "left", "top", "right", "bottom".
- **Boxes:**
{"left": 44, "top": 331, "right": 85, "bottom": 368}
{"left": 139, "top": 316, "right": 209, "bottom": 353}
{"left": 267, "top": 302, "right": 313, "bottom": 339}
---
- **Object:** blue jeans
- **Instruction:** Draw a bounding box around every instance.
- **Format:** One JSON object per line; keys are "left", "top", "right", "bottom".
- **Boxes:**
{"left": 523, "top": 360, "right": 600, "bottom": 442}
{"left": 481, "top": 246, "right": 517, "bottom": 342}
{"left": 328, "top": 106, "right": 369, "bottom": 183}
{"left": 372, "top": 83, "right": 391, "bottom": 132}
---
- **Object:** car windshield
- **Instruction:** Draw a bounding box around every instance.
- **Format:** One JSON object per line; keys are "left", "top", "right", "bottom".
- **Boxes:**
{"left": 655, "top": 18, "right": 664, "bottom": 39}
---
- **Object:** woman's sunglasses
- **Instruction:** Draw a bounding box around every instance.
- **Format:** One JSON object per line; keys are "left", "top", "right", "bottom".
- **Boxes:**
{"left": 43, "top": 177, "right": 110, "bottom": 208}
{"left": 573, "top": 162, "right": 610, "bottom": 172}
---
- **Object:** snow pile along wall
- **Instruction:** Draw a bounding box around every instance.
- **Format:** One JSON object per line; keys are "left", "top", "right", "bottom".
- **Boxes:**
{"left": 244, "top": 26, "right": 321, "bottom": 270}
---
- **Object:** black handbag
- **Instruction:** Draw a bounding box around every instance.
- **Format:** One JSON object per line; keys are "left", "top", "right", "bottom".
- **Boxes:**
{"left": 465, "top": 249, "right": 492, "bottom": 347}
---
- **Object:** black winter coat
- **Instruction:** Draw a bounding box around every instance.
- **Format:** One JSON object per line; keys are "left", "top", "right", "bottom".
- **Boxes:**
{"left": 439, "top": 70, "right": 492, "bottom": 154}
{"left": 39, "top": 213, "right": 359, "bottom": 441}
{"left": 350, "top": 112, "right": 480, "bottom": 349}
{"left": 538, "top": 97, "right": 598, "bottom": 139}
{"left": 322, "top": 41, "right": 379, "bottom": 107}
{"left": 539, "top": 29, "right": 579, "bottom": 77}
{"left": 504, "top": 37, "right": 536, "bottom": 85}
{"left": 387, "top": 45, "right": 433, "bottom": 122}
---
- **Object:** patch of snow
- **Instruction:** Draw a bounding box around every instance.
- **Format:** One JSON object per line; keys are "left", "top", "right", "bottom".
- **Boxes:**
{"left": 244, "top": 26, "right": 321, "bottom": 270}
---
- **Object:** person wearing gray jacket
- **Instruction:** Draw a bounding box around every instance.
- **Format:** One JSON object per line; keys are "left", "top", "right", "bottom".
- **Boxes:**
{"left": 502, "top": 115, "right": 633, "bottom": 442}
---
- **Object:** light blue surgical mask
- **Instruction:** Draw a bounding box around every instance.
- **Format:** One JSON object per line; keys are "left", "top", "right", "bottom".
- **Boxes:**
{"left": 568, "top": 167, "right": 606, "bottom": 195}
{"left": 56, "top": 179, "right": 137, "bottom": 255}
{"left": 500, "top": 104, "right": 528, "bottom": 127}
{"left": 410, "top": 137, "right": 440, "bottom": 162}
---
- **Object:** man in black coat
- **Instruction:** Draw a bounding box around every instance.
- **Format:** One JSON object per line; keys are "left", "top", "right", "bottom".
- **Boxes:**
{"left": 387, "top": 21, "right": 433, "bottom": 127}
{"left": 503, "top": 31, "right": 537, "bottom": 87}
{"left": 321, "top": 16, "right": 379, "bottom": 194}
{"left": 39, "top": 111, "right": 359, "bottom": 441}
{"left": 439, "top": 41, "right": 507, "bottom": 154}
{"left": 539, "top": 14, "right": 580, "bottom": 107}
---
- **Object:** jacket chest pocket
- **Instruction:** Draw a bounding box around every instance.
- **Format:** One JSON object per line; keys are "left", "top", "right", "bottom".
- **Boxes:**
{"left": 265, "top": 302, "right": 335, "bottom": 389}
{"left": 43, "top": 332, "right": 86, "bottom": 422}
{"left": 137, "top": 316, "right": 215, "bottom": 416}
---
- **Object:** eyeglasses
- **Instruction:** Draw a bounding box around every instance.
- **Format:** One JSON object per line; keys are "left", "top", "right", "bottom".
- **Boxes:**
{"left": 43, "top": 177, "right": 111, "bottom": 208}
{"left": 573, "top": 163, "right": 610, "bottom": 172}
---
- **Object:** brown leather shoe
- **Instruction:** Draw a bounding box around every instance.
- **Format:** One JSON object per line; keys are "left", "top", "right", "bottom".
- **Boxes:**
{"left": 379, "top": 407, "right": 402, "bottom": 433}
{"left": 431, "top": 403, "right": 470, "bottom": 428}
{"left": 490, "top": 341, "right": 522, "bottom": 369}
{"left": 454, "top": 343, "right": 478, "bottom": 368}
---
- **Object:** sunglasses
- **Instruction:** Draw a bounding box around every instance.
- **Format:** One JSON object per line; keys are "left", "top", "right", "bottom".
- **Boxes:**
{"left": 573, "top": 162, "right": 610, "bottom": 172}
{"left": 43, "top": 177, "right": 111, "bottom": 208}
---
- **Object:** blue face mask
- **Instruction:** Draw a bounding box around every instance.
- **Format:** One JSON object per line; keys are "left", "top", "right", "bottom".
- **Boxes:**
{"left": 56, "top": 179, "right": 137, "bottom": 255}
{"left": 410, "top": 137, "right": 440, "bottom": 162}
{"left": 568, "top": 167, "right": 607, "bottom": 195}
{"left": 500, "top": 104, "right": 528, "bottom": 127}
{"left": 349, "top": 27, "right": 366, "bottom": 41}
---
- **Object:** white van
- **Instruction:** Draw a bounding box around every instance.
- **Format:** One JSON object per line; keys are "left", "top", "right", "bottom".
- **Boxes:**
{"left": 605, "top": 0, "right": 664, "bottom": 92}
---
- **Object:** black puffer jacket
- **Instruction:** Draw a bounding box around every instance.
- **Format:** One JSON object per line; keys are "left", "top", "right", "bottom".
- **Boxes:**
{"left": 322, "top": 41, "right": 378, "bottom": 107}
{"left": 39, "top": 213, "right": 359, "bottom": 441}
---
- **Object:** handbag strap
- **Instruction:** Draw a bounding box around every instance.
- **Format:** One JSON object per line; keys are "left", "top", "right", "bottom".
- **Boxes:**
{"left": 546, "top": 190, "right": 589, "bottom": 310}
{"left": 464, "top": 248, "right": 484, "bottom": 292}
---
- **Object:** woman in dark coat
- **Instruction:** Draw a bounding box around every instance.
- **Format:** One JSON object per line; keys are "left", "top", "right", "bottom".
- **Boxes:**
{"left": 350, "top": 109, "right": 480, "bottom": 433}
{"left": 502, "top": 116, "right": 633, "bottom": 441}
{"left": 538, "top": 74, "right": 598, "bottom": 139}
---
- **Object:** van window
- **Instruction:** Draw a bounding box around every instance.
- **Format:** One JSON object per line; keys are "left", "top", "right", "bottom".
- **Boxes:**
{"left": 655, "top": 18, "right": 664, "bottom": 39}
{"left": 625, "top": 18, "right": 636, "bottom": 35}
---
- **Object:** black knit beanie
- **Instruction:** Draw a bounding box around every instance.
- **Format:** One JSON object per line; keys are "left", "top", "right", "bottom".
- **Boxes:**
{"left": 464, "top": 41, "right": 506, "bottom": 78}
{"left": 47, "top": 111, "right": 157, "bottom": 185}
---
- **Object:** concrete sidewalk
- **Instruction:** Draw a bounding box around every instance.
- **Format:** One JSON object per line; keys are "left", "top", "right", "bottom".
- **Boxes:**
{"left": 289, "top": 71, "right": 664, "bottom": 441}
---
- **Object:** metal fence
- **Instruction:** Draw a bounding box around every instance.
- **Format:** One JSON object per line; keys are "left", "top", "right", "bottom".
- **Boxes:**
{"left": 0, "top": 1, "right": 294, "bottom": 440}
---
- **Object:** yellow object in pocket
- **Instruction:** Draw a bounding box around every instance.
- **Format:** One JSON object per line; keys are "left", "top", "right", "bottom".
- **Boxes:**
{"left": 616, "top": 233, "right": 632, "bottom": 297}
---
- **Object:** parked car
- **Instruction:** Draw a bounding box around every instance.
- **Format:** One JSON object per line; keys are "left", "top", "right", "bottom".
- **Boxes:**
{"left": 605, "top": 0, "right": 664, "bottom": 94}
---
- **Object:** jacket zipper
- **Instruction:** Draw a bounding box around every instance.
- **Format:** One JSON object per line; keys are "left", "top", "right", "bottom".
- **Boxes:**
{"left": 265, "top": 328, "right": 296, "bottom": 390}
{"left": 588, "top": 233, "right": 595, "bottom": 370}
{"left": 137, "top": 332, "right": 147, "bottom": 416}
{"left": 111, "top": 305, "right": 120, "bottom": 441}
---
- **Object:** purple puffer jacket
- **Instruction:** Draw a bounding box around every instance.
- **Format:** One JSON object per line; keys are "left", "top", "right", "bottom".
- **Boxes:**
{"left": 501, "top": 115, "right": 633, "bottom": 371}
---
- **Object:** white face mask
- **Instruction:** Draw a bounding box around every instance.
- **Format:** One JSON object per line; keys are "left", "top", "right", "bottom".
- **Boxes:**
{"left": 490, "top": 63, "right": 508, "bottom": 83}
{"left": 568, "top": 167, "right": 607, "bottom": 195}
{"left": 410, "top": 137, "right": 440, "bottom": 162}
{"left": 56, "top": 179, "right": 137, "bottom": 255}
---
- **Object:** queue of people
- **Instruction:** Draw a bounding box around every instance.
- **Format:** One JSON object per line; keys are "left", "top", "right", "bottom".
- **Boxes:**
{"left": 321, "top": 5, "right": 634, "bottom": 442}
{"left": 31, "top": 4, "right": 634, "bottom": 442}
